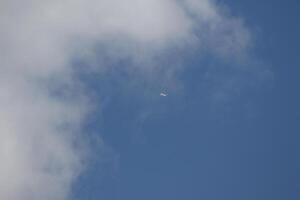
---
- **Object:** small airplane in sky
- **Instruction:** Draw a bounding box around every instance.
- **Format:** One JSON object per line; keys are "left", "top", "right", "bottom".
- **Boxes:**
{"left": 160, "top": 92, "right": 168, "bottom": 97}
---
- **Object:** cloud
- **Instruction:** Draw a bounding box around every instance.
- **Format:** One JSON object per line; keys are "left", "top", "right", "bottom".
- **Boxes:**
{"left": 0, "top": 0, "right": 251, "bottom": 199}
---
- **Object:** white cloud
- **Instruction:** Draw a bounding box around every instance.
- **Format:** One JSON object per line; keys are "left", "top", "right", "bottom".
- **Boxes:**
{"left": 0, "top": 0, "right": 251, "bottom": 199}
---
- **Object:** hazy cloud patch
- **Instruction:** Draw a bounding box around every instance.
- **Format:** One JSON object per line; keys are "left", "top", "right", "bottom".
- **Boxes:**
{"left": 0, "top": 0, "right": 254, "bottom": 199}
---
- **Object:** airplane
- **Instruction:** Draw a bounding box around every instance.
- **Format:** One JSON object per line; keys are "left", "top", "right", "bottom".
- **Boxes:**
{"left": 160, "top": 92, "right": 168, "bottom": 97}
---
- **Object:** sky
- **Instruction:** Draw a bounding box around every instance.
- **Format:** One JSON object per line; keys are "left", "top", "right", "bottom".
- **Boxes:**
{"left": 1, "top": 0, "right": 300, "bottom": 200}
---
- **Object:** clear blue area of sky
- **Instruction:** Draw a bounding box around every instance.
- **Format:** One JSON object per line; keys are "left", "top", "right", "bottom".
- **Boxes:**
{"left": 74, "top": 1, "right": 300, "bottom": 199}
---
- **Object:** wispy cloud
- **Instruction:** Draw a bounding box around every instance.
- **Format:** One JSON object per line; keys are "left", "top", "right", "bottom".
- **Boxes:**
{"left": 0, "top": 0, "right": 252, "bottom": 199}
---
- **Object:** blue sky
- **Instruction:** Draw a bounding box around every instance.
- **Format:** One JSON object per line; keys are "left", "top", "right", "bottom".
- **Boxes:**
{"left": 1, "top": 0, "right": 300, "bottom": 200}
{"left": 72, "top": 1, "right": 300, "bottom": 200}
